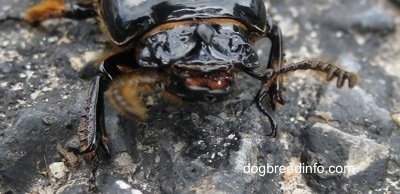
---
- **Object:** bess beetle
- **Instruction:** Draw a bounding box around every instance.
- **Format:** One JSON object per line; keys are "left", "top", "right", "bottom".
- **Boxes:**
{"left": 25, "top": 0, "right": 358, "bottom": 189}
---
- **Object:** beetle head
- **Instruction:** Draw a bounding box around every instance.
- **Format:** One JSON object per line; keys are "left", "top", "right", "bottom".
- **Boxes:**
{"left": 137, "top": 23, "right": 260, "bottom": 102}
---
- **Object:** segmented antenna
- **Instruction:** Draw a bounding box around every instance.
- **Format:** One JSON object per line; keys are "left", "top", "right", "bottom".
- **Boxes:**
{"left": 263, "top": 60, "right": 359, "bottom": 88}
{"left": 257, "top": 60, "right": 359, "bottom": 137}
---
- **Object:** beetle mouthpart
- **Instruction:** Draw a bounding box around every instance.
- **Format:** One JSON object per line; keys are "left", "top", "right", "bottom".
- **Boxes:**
{"left": 184, "top": 71, "right": 232, "bottom": 91}
{"left": 174, "top": 64, "right": 231, "bottom": 73}
{"left": 172, "top": 66, "right": 234, "bottom": 91}
{"left": 166, "top": 67, "right": 235, "bottom": 102}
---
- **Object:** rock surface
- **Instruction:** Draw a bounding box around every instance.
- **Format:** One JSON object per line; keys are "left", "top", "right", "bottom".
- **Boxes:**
{"left": 1, "top": 0, "right": 400, "bottom": 193}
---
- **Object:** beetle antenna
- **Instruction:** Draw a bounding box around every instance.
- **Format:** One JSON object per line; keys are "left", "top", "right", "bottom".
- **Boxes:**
{"left": 263, "top": 60, "right": 359, "bottom": 88}
{"left": 256, "top": 87, "right": 278, "bottom": 137}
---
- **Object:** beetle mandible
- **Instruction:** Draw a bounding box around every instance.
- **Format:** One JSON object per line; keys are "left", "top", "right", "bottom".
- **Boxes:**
{"left": 24, "top": 0, "right": 358, "bottom": 189}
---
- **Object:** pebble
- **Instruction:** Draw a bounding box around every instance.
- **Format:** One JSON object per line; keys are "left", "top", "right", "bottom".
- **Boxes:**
{"left": 0, "top": 61, "right": 13, "bottom": 74}
{"left": 43, "top": 115, "right": 57, "bottom": 125}
{"left": 49, "top": 162, "right": 67, "bottom": 179}
{"left": 392, "top": 114, "right": 400, "bottom": 127}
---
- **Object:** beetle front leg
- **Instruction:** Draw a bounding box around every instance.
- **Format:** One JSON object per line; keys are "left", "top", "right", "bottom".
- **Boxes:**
{"left": 243, "top": 17, "right": 285, "bottom": 137}
{"left": 78, "top": 75, "right": 110, "bottom": 190}
{"left": 263, "top": 15, "right": 287, "bottom": 110}
{"left": 256, "top": 85, "right": 278, "bottom": 137}
{"left": 24, "top": 0, "right": 95, "bottom": 24}
{"left": 252, "top": 60, "right": 358, "bottom": 137}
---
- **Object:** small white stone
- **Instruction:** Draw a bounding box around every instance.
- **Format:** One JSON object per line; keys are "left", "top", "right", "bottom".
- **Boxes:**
{"left": 335, "top": 31, "right": 343, "bottom": 38}
{"left": 297, "top": 116, "right": 306, "bottom": 122}
{"left": 392, "top": 114, "right": 400, "bottom": 127}
{"left": 131, "top": 189, "right": 143, "bottom": 194}
{"left": 116, "top": 180, "right": 131, "bottom": 189}
{"left": 154, "top": 155, "right": 160, "bottom": 163}
{"left": 2, "top": 40, "right": 10, "bottom": 47}
{"left": 47, "top": 36, "right": 58, "bottom": 43}
{"left": 49, "top": 162, "right": 67, "bottom": 179}
{"left": 227, "top": 134, "right": 235, "bottom": 139}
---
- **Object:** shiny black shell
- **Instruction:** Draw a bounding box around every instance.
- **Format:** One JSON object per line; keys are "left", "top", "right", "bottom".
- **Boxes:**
{"left": 98, "top": 0, "right": 268, "bottom": 46}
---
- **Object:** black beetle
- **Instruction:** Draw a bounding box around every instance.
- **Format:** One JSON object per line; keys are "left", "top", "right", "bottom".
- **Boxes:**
{"left": 25, "top": 0, "right": 358, "bottom": 189}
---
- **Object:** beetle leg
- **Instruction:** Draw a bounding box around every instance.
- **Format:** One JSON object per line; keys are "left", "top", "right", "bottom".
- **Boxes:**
{"left": 256, "top": 83, "right": 278, "bottom": 137}
{"left": 263, "top": 16, "right": 287, "bottom": 110}
{"left": 78, "top": 75, "right": 110, "bottom": 189}
{"left": 24, "top": 0, "right": 95, "bottom": 24}
{"left": 78, "top": 76, "right": 110, "bottom": 157}
{"left": 88, "top": 154, "right": 99, "bottom": 191}
{"left": 246, "top": 17, "right": 286, "bottom": 136}
{"left": 256, "top": 60, "right": 358, "bottom": 137}
{"left": 79, "top": 59, "right": 121, "bottom": 189}
{"left": 106, "top": 71, "right": 160, "bottom": 121}
{"left": 253, "top": 60, "right": 358, "bottom": 137}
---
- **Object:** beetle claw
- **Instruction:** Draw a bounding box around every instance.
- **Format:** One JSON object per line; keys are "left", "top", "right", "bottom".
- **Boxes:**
{"left": 100, "top": 136, "right": 111, "bottom": 158}
{"left": 269, "top": 84, "right": 286, "bottom": 111}
{"left": 256, "top": 87, "right": 278, "bottom": 137}
{"left": 89, "top": 155, "right": 99, "bottom": 192}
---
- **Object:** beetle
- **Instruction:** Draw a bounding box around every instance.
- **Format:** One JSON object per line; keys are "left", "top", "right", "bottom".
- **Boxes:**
{"left": 25, "top": 0, "right": 358, "bottom": 189}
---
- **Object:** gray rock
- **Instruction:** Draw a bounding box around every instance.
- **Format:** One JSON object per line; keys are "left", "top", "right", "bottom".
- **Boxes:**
{"left": 351, "top": 7, "right": 395, "bottom": 34}
{"left": 301, "top": 123, "right": 389, "bottom": 193}
{"left": 0, "top": 109, "right": 74, "bottom": 192}
{"left": 321, "top": 1, "right": 395, "bottom": 34}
